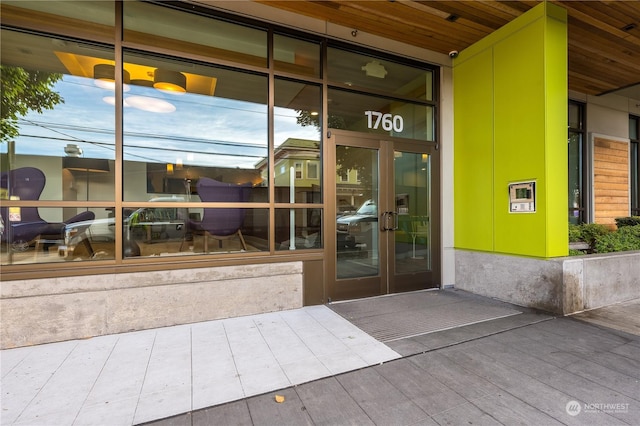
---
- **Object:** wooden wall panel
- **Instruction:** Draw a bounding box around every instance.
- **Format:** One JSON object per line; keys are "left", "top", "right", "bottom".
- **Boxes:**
{"left": 593, "top": 137, "right": 629, "bottom": 228}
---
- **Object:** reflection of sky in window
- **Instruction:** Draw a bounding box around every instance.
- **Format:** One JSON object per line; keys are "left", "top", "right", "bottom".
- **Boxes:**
{"left": 9, "top": 74, "right": 319, "bottom": 169}
{"left": 10, "top": 76, "right": 115, "bottom": 158}
{"left": 274, "top": 106, "right": 320, "bottom": 149}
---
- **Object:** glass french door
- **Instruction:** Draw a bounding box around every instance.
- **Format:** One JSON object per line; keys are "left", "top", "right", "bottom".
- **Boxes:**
{"left": 329, "top": 132, "right": 440, "bottom": 301}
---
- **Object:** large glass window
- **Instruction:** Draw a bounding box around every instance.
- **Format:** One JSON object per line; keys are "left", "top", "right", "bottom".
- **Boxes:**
{"left": 273, "top": 78, "right": 322, "bottom": 204}
{"left": 327, "top": 47, "right": 434, "bottom": 142}
{"left": 274, "top": 34, "right": 321, "bottom": 78}
{"left": 123, "top": 1, "right": 267, "bottom": 68}
{"left": 568, "top": 101, "right": 586, "bottom": 224}
{"left": 273, "top": 78, "right": 322, "bottom": 250}
{"left": 121, "top": 51, "right": 269, "bottom": 258}
{"left": 1, "top": 29, "right": 116, "bottom": 265}
{"left": 327, "top": 47, "right": 433, "bottom": 101}
{"left": 122, "top": 51, "right": 268, "bottom": 203}
{"left": 1, "top": 30, "right": 116, "bottom": 200}
{"left": 631, "top": 115, "right": 639, "bottom": 216}
{"left": 1, "top": 1, "right": 114, "bottom": 39}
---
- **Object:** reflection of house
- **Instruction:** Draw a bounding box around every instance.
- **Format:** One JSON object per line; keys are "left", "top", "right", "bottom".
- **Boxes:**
{"left": 336, "top": 168, "right": 367, "bottom": 210}
{"left": 255, "top": 138, "right": 320, "bottom": 199}
{"left": 256, "top": 138, "right": 367, "bottom": 208}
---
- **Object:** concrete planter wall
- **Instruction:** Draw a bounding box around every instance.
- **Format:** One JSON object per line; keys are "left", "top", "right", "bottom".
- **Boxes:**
{"left": 455, "top": 249, "right": 640, "bottom": 315}
{"left": 0, "top": 262, "right": 303, "bottom": 349}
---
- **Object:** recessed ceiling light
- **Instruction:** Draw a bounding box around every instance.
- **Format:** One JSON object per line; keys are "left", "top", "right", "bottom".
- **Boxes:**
{"left": 125, "top": 96, "right": 176, "bottom": 113}
{"left": 102, "top": 96, "right": 131, "bottom": 107}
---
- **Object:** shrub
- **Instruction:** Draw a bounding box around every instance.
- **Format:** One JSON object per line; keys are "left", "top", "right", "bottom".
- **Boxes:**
{"left": 594, "top": 225, "right": 640, "bottom": 253}
{"left": 568, "top": 224, "right": 583, "bottom": 242}
{"left": 579, "top": 223, "right": 610, "bottom": 247}
{"left": 615, "top": 216, "right": 640, "bottom": 228}
{"left": 567, "top": 222, "right": 640, "bottom": 255}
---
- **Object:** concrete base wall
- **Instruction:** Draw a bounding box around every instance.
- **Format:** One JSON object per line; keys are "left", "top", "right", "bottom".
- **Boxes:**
{"left": 455, "top": 250, "right": 640, "bottom": 315}
{"left": 0, "top": 262, "right": 303, "bottom": 349}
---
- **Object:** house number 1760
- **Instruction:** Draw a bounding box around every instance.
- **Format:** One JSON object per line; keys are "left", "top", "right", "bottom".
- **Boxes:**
{"left": 365, "top": 111, "right": 404, "bottom": 132}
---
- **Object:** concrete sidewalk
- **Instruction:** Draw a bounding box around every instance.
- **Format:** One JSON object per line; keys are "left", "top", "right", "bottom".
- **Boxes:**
{"left": 1, "top": 292, "right": 638, "bottom": 425}
{"left": 145, "top": 298, "right": 640, "bottom": 426}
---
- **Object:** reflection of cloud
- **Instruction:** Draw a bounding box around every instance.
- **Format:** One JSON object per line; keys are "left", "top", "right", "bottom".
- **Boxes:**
{"left": 13, "top": 74, "right": 320, "bottom": 168}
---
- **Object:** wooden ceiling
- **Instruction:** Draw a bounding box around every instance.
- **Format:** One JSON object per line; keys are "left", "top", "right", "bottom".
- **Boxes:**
{"left": 257, "top": 0, "right": 640, "bottom": 97}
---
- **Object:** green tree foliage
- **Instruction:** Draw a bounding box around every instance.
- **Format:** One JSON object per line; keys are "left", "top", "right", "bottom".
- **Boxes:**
{"left": 296, "top": 110, "right": 345, "bottom": 131}
{"left": 1, "top": 65, "right": 64, "bottom": 143}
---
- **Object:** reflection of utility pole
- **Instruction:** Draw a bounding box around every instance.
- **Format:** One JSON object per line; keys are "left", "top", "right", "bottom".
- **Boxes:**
{"left": 4, "top": 141, "right": 16, "bottom": 260}
{"left": 85, "top": 161, "right": 90, "bottom": 205}
{"left": 290, "top": 166, "right": 296, "bottom": 250}
{"left": 184, "top": 178, "right": 191, "bottom": 201}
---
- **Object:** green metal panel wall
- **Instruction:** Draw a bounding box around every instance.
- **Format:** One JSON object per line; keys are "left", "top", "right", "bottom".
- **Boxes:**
{"left": 453, "top": 49, "right": 494, "bottom": 252}
{"left": 454, "top": 2, "right": 568, "bottom": 258}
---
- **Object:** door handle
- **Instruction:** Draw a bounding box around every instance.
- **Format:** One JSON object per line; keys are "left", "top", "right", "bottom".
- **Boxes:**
{"left": 380, "top": 211, "right": 398, "bottom": 231}
{"left": 380, "top": 212, "right": 389, "bottom": 231}
{"left": 389, "top": 211, "right": 398, "bottom": 231}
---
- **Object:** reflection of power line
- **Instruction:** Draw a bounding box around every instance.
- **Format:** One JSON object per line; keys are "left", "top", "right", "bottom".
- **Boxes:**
{"left": 20, "top": 118, "right": 114, "bottom": 152}
{"left": 19, "top": 134, "right": 111, "bottom": 146}
{"left": 18, "top": 118, "right": 267, "bottom": 150}
{"left": 18, "top": 134, "right": 266, "bottom": 166}
{"left": 124, "top": 131, "right": 266, "bottom": 149}
{"left": 16, "top": 132, "right": 265, "bottom": 164}
{"left": 19, "top": 131, "right": 266, "bottom": 160}
{"left": 19, "top": 119, "right": 115, "bottom": 137}
{"left": 18, "top": 118, "right": 159, "bottom": 164}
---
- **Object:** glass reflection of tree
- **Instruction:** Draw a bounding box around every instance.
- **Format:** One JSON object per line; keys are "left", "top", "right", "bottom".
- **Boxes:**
{"left": 1, "top": 66, "right": 63, "bottom": 144}
{"left": 296, "top": 110, "right": 345, "bottom": 131}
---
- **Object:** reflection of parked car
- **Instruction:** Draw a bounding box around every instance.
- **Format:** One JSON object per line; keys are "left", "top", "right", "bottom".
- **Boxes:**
{"left": 337, "top": 204, "right": 356, "bottom": 217}
{"left": 62, "top": 217, "right": 113, "bottom": 259}
{"left": 63, "top": 201, "right": 187, "bottom": 259}
{"left": 127, "top": 206, "right": 186, "bottom": 243}
{"left": 336, "top": 199, "right": 377, "bottom": 251}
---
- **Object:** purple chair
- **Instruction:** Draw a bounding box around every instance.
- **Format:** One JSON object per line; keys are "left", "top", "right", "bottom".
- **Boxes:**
{"left": 1, "top": 167, "right": 48, "bottom": 251}
{"left": 1, "top": 167, "right": 95, "bottom": 254}
{"left": 185, "top": 177, "right": 249, "bottom": 252}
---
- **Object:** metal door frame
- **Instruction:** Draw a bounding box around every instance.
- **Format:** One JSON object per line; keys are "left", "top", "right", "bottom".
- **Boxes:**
{"left": 326, "top": 130, "right": 440, "bottom": 302}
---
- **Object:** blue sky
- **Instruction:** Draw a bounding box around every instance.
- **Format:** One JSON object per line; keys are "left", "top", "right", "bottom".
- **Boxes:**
{"left": 8, "top": 74, "right": 320, "bottom": 170}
